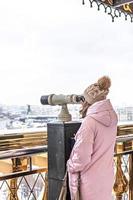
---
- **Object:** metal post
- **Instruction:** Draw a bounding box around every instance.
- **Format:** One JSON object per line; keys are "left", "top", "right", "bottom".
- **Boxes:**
{"left": 129, "top": 153, "right": 133, "bottom": 200}
{"left": 10, "top": 157, "right": 28, "bottom": 200}
{"left": 47, "top": 122, "right": 81, "bottom": 200}
{"left": 113, "top": 155, "right": 128, "bottom": 200}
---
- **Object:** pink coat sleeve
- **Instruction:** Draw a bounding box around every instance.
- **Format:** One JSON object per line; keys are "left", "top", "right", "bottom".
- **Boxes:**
{"left": 67, "top": 116, "right": 95, "bottom": 173}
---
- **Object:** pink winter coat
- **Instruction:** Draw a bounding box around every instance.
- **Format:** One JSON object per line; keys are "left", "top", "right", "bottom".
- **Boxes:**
{"left": 67, "top": 99, "right": 118, "bottom": 200}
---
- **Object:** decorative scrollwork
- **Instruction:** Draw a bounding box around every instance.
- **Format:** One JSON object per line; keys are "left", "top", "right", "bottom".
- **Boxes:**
{"left": 82, "top": 0, "right": 85, "bottom": 5}
{"left": 82, "top": 0, "right": 133, "bottom": 22}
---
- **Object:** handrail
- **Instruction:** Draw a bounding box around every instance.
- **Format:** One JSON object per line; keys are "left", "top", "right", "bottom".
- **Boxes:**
{"left": 0, "top": 128, "right": 47, "bottom": 151}
{"left": 116, "top": 134, "right": 133, "bottom": 142}
{"left": 0, "top": 167, "right": 47, "bottom": 181}
{"left": 0, "top": 145, "right": 48, "bottom": 160}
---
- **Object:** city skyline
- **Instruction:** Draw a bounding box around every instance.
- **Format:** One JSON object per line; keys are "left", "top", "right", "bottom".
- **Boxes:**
{"left": 0, "top": 0, "right": 133, "bottom": 106}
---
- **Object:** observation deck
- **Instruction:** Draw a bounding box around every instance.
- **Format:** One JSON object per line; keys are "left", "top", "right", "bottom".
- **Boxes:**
{"left": 0, "top": 124, "right": 133, "bottom": 199}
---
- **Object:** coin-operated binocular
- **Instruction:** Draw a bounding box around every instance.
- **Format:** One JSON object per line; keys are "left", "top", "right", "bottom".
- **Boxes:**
{"left": 40, "top": 94, "right": 84, "bottom": 122}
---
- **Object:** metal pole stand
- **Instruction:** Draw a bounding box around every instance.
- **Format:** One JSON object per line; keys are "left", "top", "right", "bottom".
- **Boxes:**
{"left": 47, "top": 122, "right": 81, "bottom": 200}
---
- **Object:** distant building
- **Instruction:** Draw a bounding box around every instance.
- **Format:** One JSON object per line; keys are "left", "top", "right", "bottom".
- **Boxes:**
{"left": 116, "top": 107, "right": 133, "bottom": 121}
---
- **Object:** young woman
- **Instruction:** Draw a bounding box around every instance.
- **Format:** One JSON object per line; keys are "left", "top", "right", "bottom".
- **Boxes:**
{"left": 67, "top": 76, "right": 118, "bottom": 200}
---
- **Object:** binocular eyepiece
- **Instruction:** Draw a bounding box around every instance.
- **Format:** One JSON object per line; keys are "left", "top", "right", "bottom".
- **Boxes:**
{"left": 40, "top": 94, "right": 85, "bottom": 106}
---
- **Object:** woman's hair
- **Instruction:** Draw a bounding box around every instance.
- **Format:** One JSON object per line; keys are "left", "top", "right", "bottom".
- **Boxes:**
{"left": 79, "top": 100, "right": 91, "bottom": 118}
{"left": 80, "top": 76, "right": 111, "bottom": 118}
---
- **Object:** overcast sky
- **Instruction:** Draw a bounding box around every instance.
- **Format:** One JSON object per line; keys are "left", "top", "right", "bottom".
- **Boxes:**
{"left": 0, "top": 0, "right": 133, "bottom": 106}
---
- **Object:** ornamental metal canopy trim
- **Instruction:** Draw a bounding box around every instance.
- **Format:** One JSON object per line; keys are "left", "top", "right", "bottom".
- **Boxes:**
{"left": 82, "top": 0, "right": 133, "bottom": 22}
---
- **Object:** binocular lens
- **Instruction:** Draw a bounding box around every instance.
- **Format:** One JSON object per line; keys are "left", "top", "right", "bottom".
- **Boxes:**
{"left": 40, "top": 96, "right": 49, "bottom": 105}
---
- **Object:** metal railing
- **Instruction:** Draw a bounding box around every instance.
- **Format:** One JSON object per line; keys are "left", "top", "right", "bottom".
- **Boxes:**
{"left": 113, "top": 124, "right": 133, "bottom": 200}
{"left": 1, "top": 125, "right": 133, "bottom": 199}
{"left": 0, "top": 128, "right": 48, "bottom": 200}
{"left": 0, "top": 167, "right": 48, "bottom": 200}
